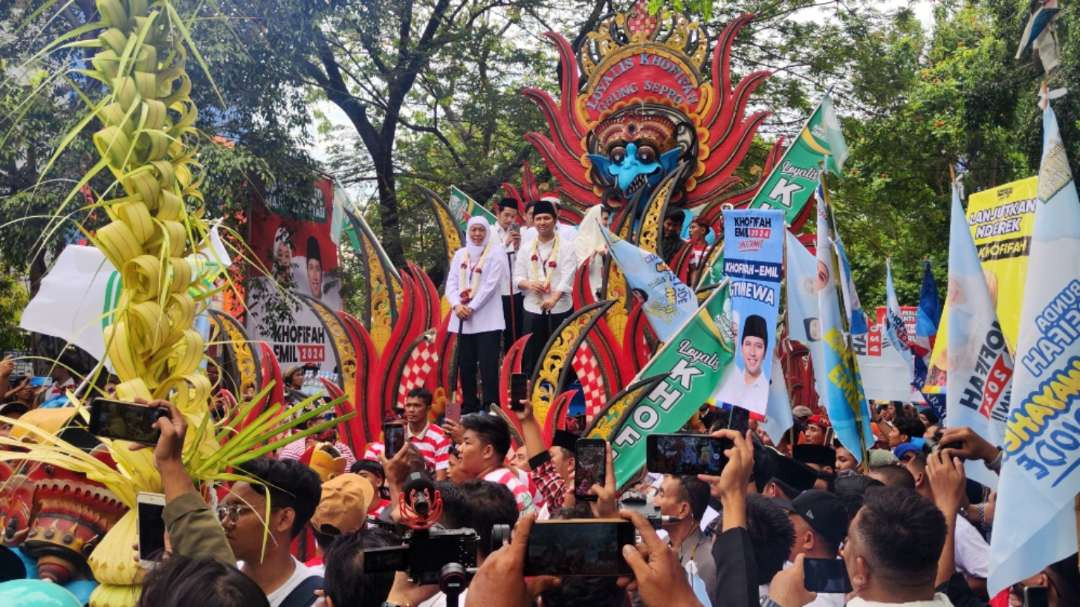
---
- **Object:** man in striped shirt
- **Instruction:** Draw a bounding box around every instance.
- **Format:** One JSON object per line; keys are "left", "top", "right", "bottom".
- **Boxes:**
{"left": 457, "top": 413, "right": 536, "bottom": 515}
{"left": 362, "top": 388, "right": 450, "bottom": 480}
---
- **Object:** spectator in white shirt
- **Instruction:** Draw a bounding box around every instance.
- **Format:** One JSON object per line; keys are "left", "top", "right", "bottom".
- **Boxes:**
{"left": 492, "top": 198, "right": 524, "bottom": 352}
{"left": 902, "top": 449, "right": 989, "bottom": 594}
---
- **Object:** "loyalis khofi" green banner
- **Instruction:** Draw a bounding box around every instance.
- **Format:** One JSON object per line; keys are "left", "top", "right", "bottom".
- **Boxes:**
{"left": 589, "top": 283, "right": 735, "bottom": 487}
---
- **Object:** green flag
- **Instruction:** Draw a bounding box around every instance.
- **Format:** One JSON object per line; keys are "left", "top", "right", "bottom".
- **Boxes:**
{"left": 748, "top": 94, "right": 847, "bottom": 223}
{"left": 448, "top": 185, "right": 497, "bottom": 231}
{"left": 588, "top": 283, "right": 736, "bottom": 487}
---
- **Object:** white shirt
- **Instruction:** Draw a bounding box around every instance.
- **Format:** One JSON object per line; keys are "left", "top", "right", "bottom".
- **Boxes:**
{"left": 846, "top": 595, "right": 953, "bottom": 607}
{"left": 954, "top": 515, "right": 990, "bottom": 578}
{"left": 260, "top": 558, "right": 320, "bottom": 607}
{"left": 445, "top": 244, "right": 507, "bottom": 335}
{"left": 419, "top": 589, "right": 467, "bottom": 607}
{"left": 493, "top": 222, "right": 520, "bottom": 296}
{"left": 513, "top": 234, "right": 578, "bottom": 315}
{"left": 715, "top": 364, "right": 769, "bottom": 413}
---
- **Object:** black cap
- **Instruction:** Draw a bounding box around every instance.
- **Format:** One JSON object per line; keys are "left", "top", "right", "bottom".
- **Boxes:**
{"left": 531, "top": 200, "right": 557, "bottom": 218}
{"left": 665, "top": 209, "right": 685, "bottom": 222}
{"left": 497, "top": 198, "right": 519, "bottom": 211}
{"left": 742, "top": 314, "right": 768, "bottom": 342}
{"left": 551, "top": 429, "right": 578, "bottom": 454}
{"left": 0, "top": 401, "right": 29, "bottom": 417}
{"left": 791, "top": 490, "right": 848, "bottom": 550}
{"left": 793, "top": 444, "right": 837, "bottom": 469}
{"left": 351, "top": 459, "right": 385, "bottom": 480}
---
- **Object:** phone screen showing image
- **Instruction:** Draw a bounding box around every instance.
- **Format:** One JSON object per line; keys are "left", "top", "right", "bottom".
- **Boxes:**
{"left": 524, "top": 520, "right": 633, "bottom": 576}
{"left": 574, "top": 439, "right": 606, "bottom": 500}
{"left": 646, "top": 434, "right": 730, "bottom": 476}
{"left": 88, "top": 399, "right": 164, "bottom": 445}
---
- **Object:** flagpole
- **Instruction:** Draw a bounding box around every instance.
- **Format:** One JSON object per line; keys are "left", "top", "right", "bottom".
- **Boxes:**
{"left": 819, "top": 168, "right": 871, "bottom": 469}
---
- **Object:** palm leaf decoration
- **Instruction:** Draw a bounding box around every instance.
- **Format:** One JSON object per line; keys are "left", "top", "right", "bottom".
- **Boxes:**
{"left": 2, "top": 2, "right": 354, "bottom": 604}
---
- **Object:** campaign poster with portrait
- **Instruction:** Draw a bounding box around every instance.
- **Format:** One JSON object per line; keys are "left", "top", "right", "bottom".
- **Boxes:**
{"left": 713, "top": 209, "right": 784, "bottom": 415}
{"left": 245, "top": 177, "right": 343, "bottom": 383}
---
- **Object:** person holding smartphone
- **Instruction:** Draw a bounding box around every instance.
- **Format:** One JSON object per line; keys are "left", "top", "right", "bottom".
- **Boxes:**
{"left": 651, "top": 474, "right": 716, "bottom": 604}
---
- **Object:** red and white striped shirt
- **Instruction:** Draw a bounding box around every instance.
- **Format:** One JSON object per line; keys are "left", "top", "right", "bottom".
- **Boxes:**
{"left": 362, "top": 423, "right": 451, "bottom": 472}
{"left": 484, "top": 467, "right": 536, "bottom": 515}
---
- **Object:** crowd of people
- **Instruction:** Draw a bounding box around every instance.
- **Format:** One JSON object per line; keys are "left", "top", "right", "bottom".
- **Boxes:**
{"left": 1, "top": 200, "right": 1074, "bottom": 607}
{"left": 30, "top": 383, "right": 1061, "bottom": 607}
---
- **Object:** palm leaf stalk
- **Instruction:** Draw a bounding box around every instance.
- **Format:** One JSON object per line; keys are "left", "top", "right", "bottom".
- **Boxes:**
{"left": 2, "top": 1, "right": 355, "bottom": 604}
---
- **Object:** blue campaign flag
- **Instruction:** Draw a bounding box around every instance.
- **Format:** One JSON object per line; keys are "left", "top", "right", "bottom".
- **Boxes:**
{"left": 884, "top": 259, "right": 917, "bottom": 371}
{"left": 785, "top": 230, "right": 820, "bottom": 346}
{"left": 761, "top": 352, "right": 794, "bottom": 445}
{"left": 915, "top": 260, "right": 940, "bottom": 356}
{"left": 988, "top": 100, "right": 1080, "bottom": 595}
{"left": 943, "top": 180, "right": 1013, "bottom": 488}
{"left": 811, "top": 180, "right": 874, "bottom": 462}
{"left": 833, "top": 235, "right": 869, "bottom": 335}
{"left": 714, "top": 209, "right": 785, "bottom": 416}
{"left": 601, "top": 229, "right": 697, "bottom": 342}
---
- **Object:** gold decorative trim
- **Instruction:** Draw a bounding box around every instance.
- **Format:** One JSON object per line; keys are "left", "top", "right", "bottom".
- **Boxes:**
{"left": 529, "top": 302, "right": 612, "bottom": 425}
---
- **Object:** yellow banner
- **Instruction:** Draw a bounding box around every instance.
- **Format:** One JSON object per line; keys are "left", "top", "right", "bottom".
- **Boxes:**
{"left": 926, "top": 176, "right": 1037, "bottom": 391}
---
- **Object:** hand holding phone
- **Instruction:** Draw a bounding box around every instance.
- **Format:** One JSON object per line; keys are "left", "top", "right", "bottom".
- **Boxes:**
{"left": 88, "top": 398, "right": 169, "bottom": 445}
{"left": 524, "top": 519, "right": 633, "bottom": 576}
{"left": 383, "top": 422, "right": 406, "bottom": 456}
{"left": 646, "top": 433, "right": 731, "bottom": 476}
{"left": 510, "top": 373, "right": 528, "bottom": 412}
{"left": 137, "top": 492, "right": 167, "bottom": 568}
{"left": 574, "top": 438, "right": 606, "bottom": 501}
{"left": 803, "top": 557, "right": 852, "bottom": 594}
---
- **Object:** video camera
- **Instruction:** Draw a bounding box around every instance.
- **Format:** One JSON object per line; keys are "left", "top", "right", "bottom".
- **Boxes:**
{"left": 363, "top": 472, "right": 502, "bottom": 600}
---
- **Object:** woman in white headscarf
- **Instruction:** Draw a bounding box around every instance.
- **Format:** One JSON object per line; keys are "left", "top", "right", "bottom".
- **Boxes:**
{"left": 445, "top": 216, "right": 507, "bottom": 414}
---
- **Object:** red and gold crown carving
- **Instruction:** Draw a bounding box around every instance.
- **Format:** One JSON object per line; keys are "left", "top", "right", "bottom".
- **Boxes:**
{"left": 593, "top": 112, "right": 678, "bottom": 152}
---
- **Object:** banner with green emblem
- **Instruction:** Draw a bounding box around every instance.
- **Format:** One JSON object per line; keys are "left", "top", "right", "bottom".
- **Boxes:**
{"left": 588, "top": 282, "right": 736, "bottom": 487}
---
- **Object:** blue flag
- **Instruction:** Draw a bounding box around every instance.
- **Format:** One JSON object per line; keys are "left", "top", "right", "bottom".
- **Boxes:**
{"left": 812, "top": 180, "right": 874, "bottom": 462}
{"left": 988, "top": 101, "right": 1080, "bottom": 594}
{"left": 943, "top": 180, "right": 1013, "bottom": 488}
{"left": 833, "top": 236, "right": 869, "bottom": 335}
{"left": 761, "top": 352, "right": 794, "bottom": 446}
{"left": 601, "top": 228, "right": 697, "bottom": 342}
{"left": 884, "top": 259, "right": 918, "bottom": 373}
{"left": 785, "top": 230, "right": 821, "bottom": 347}
{"left": 915, "top": 260, "right": 940, "bottom": 355}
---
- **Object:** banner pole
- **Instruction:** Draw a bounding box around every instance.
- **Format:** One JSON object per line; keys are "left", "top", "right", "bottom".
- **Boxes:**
{"left": 820, "top": 168, "right": 871, "bottom": 468}
{"left": 507, "top": 251, "right": 517, "bottom": 344}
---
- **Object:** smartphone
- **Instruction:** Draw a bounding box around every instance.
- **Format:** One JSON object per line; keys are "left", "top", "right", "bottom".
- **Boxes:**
{"left": 803, "top": 558, "right": 852, "bottom": 594}
{"left": 645, "top": 433, "right": 730, "bottom": 475}
{"left": 574, "top": 438, "right": 606, "bottom": 501}
{"left": 728, "top": 406, "right": 750, "bottom": 434}
{"left": 1024, "top": 586, "right": 1049, "bottom": 607}
{"left": 29, "top": 376, "right": 51, "bottom": 388}
{"left": 88, "top": 398, "right": 167, "bottom": 445}
{"left": 767, "top": 448, "right": 820, "bottom": 493}
{"left": 524, "top": 520, "right": 634, "bottom": 576}
{"left": 137, "top": 492, "right": 167, "bottom": 568}
{"left": 444, "top": 395, "right": 461, "bottom": 424}
{"left": 383, "top": 422, "right": 405, "bottom": 456}
{"left": 510, "top": 373, "right": 528, "bottom": 412}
